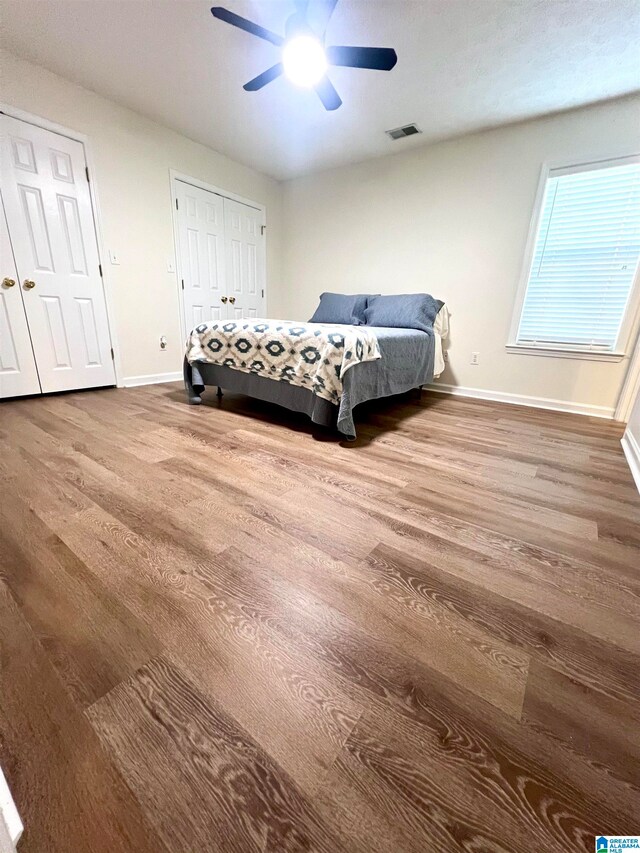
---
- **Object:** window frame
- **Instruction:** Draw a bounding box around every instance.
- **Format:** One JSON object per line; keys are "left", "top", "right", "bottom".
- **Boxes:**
{"left": 507, "top": 152, "right": 640, "bottom": 362}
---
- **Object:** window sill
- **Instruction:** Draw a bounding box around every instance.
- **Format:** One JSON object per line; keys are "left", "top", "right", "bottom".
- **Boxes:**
{"left": 505, "top": 344, "right": 626, "bottom": 363}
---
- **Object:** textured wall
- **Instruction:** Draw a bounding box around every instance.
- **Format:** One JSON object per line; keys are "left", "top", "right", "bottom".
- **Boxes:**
{"left": 1, "top": 50, "right": 284, "bottom": 383}
{"left": 282, "top": 95, "right": 640, "bottom": 414}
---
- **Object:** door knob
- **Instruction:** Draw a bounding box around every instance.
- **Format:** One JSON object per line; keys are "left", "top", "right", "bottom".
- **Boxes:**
{"left": 229, "top": 296, "right": 236, "bottom": 304}
{"left": 2, "top": 277, "right": 16, "bottom": 288}
{"left": 23, "top": 279, "right": 36, "bottom": 290}
{"left": 221, "top": 296, "right": 228, "bottom": 303}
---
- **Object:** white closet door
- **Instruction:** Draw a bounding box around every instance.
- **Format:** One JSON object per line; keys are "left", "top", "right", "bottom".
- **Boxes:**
{"left": 0, "top": 191, "right": 41, "bottom": 398}
{"left": 176, "top": 181, "right": 226, "bottom": 336}
{"left": 0, "top": 115, "right": 115, "bottom": 393}
{"left": 223, "top": 197, "right": 265, "bottom": 320}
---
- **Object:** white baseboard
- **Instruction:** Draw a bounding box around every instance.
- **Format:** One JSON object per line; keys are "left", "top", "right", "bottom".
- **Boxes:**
{"left": 120, "top": 371, "right": 182, "bottom": 388}
{"left": 118, "top": 374, "right": 616, "bottom": 420}
{"left": 426, "top": 382, "right": 615, "bottom": 419}
{"left": 621, "top": 429, "right": 640, "bottom": 495}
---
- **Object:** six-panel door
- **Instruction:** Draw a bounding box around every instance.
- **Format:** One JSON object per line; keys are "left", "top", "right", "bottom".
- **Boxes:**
{"left": 176, "top": 180, "right": 226, "bottom": 338}
{"left": 0, "top": 190, "right": 41, "bottom": 398}
{"left": 0, "top": 115, "right": 115, "bottom": 393}
{"left": 177, "top": 180, "right": 266, "bottom": 335}
{"left": 223, "top": 196, "right": 265, "bottom": 321}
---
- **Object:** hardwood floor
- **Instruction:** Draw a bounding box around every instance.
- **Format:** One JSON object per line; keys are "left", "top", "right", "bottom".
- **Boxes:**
{"left": 1, "top": 383, "right": 639, "bottom": 852}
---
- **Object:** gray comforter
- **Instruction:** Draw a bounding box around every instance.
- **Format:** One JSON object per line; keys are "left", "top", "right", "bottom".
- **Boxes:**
{"left": 338, "top": 327, "right": 435, "bottom": 435}
{"left": 185, "top": 326, "right": 435, "bottom": 439}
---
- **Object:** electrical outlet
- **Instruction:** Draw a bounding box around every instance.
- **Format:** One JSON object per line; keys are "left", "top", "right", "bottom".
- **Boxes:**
{"left": 159, "top": 336, "right": 168, "bottom": 350}
{"left": 471, "top": 352, "right": 479, "bottom": 365}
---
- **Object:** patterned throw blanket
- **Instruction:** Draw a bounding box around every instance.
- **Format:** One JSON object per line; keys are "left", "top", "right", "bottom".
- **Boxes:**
{"left": 185, "top": 318, "right": 381, "bottom": 404}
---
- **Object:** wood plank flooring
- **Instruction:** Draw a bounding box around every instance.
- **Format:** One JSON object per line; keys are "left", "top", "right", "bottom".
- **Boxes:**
{"left": 1, "top": 383, "right": 639, "bottom": 852}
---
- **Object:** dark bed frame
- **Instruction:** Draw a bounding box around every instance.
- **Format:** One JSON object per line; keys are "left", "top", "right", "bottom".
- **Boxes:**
{"left": 184, "top": 358, "right": 342, "bottom": 431}
{"left": 183, "top": 358, "right": 426, "bottom": 439}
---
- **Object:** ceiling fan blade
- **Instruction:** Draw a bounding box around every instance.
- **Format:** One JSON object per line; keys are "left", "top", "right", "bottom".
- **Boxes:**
{"left": 307, "top": 0, "right": 339, "bottom": 35}
{"left": 244, "top": 63, "right": 284, "bottom": 91}
{"left": 210, "top": 7, "right": 284, "bottom": 46}
{"left": 315, "top": 75, "right": 342, "bottom": 111}
{"left": 326, "top": 46, "right": 397, "bottom": 71}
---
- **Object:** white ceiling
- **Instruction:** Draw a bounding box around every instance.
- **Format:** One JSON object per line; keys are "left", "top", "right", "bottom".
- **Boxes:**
{"left": 1, "top": 0, "right": 639, "bottom": 180}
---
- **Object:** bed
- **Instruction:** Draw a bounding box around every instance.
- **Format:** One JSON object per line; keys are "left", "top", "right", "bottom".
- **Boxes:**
{"left": 183, "top": 294, "right": 448, "bottom": 440}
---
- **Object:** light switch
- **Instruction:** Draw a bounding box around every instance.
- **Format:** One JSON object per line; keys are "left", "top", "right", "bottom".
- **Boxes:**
{"left": 109, "top": 249, "right": 120, "bottom": 265}
{"left": 167, "top": 259, "right": 176, "bottom": 273}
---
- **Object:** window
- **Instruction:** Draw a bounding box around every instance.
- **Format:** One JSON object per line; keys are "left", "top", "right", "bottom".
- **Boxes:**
{"left": 509, "top": 156, "right": 640, "bottom": 358}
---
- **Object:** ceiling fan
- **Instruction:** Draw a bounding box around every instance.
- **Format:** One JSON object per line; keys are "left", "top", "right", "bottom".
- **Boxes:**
{"left": 210, "top": 0, "right": 398, "bottom": 111}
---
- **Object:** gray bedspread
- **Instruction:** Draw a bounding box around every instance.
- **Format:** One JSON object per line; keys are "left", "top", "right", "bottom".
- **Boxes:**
{"left": 184, "top": 326, "right": 435, "bottom": 439}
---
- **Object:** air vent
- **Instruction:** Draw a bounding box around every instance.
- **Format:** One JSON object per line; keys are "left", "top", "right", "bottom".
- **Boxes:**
{"left": 386, "top": 123, "right": 421, "bottom": 141}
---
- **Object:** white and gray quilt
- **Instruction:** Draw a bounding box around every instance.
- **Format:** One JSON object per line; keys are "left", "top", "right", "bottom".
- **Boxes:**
{"left": 185, "top": 318, "right": 381, "bottom": 404}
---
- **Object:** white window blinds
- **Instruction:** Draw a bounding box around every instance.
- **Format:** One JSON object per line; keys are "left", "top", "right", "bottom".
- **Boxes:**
{"left": 516, "top": 157, "right": 640, "bottom": 351}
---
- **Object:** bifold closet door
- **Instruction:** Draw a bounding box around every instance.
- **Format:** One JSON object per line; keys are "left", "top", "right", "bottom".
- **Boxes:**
{"left": 176, "top": 180, "right": 226, "bottom": 338}
{"left": 223, "top": 197, "right": 265, "bottom": 320}
{"left": 176, "top": 181, "right": 266, "bottom": 332}
{"left": 0, "top": 192, "right": 41, "bottom": 398}
{"left": 0, "top": 114, "right": 115, "bottom": 393}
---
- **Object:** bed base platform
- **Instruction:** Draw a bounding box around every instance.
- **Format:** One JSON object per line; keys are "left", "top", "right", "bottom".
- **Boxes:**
{"left": 184, "top": 359, "right": 344, "bottom": 433}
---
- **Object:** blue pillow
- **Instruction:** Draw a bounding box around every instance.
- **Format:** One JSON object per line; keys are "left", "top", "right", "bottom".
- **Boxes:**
{"left": 309, "top": 292, "right": 370, "bottom": 325}
{"left": 364, "top": 293, "right": 443, "bottom": 333}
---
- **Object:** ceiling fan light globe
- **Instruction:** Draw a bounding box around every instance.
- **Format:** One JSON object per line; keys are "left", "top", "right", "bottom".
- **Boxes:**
{"left": 282, "top": 35, "right": 327, "bottom": 87}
